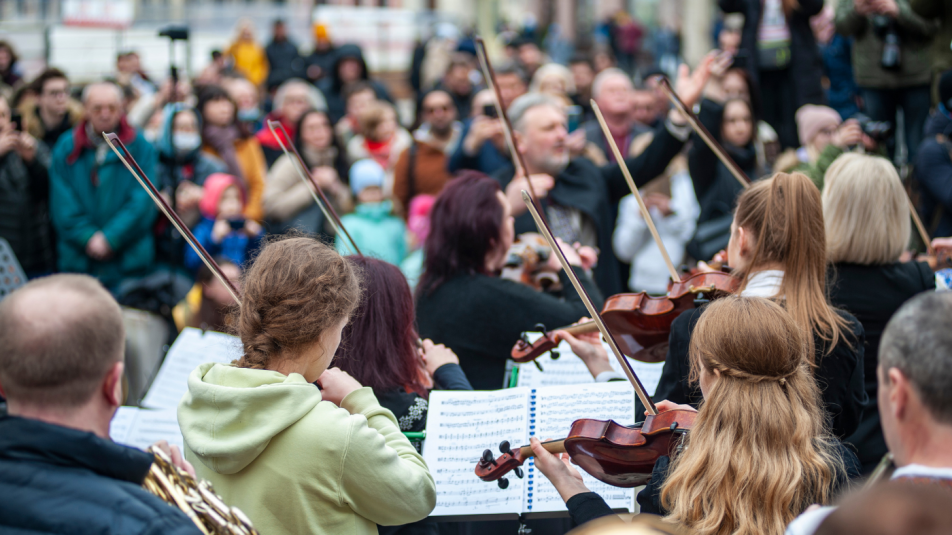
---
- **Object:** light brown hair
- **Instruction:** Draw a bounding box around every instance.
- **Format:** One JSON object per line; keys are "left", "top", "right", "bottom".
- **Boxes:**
{"left": 357, "top": 100, "right": 396, "bottom": 141}
{"left": 733, "top": 172, "right": 851, "bottom": 357}
{"left": 822, "top": 153, "right": 909, "bottom": 265}
{"left": 231, "top": 235, "right": 361, "bottom": 369}
{"left": 661, "top": 295, "right": 842, "bottom": 535}
{"left": 0, "top": 274, "right": 124, "bottom": 406}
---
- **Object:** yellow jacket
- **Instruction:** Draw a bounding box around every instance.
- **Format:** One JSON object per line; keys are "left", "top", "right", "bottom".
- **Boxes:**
{"left": 226, "top": 40, "right": 269, "bottom": 87}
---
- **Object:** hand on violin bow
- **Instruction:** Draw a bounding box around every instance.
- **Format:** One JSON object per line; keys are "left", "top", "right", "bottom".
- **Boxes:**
{"left": 316, "top": 367, "right": 363, "bottom": 407}
{"left": 647, "top": 400, "right": 698, "bottom": 417}
{"left": 529, "top": 437, "right": 590, "bottom": 503}
{"left": 541, "top": 237, "right": 590, "bottom": 272}
{"left": 696, "top": 250, "right": 728, "bottom": 274}
{"left": 506, "top": 172, "right": 555, "bottom": 217}
{"left": 419, "top": 339, "right": 459, "bottom": 376}
{"left": 553, "top": 319, "right": 614, "bottom": 379}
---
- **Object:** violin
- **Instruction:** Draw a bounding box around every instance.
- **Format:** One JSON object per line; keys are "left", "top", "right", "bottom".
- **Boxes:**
{"left": 500, "top": 233, "right": 561, "bottom": 291}
{"left": 511, "top": 270, "right": 738, "bottom": 363}
{"left": 476, "top": 410, "right": 696, "bottom": 489}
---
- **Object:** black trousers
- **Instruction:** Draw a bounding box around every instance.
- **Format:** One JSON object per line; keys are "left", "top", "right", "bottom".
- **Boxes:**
{"left": 759, "top": 68, "right": 800, "bottom": 150}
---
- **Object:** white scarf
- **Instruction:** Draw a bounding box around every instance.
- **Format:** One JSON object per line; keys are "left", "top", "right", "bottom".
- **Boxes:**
{"left": 740, "top": 270, "right": 784, "bottom": 298}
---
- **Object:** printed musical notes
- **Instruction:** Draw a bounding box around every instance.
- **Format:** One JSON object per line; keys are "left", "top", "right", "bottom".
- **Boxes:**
{"left": 514, "top": 333, "right": 665, "bottom": 395}
{"left": 424, "top": 389, "right": 530, "bottom": 517}
{"left": 142, "top": 327, "right": 240, "bottom": 409}
{"left": 526, "top": 382, "right": 637, "bottom": 514}
{"left": 110, "top": 406, "right": 184, "bottom": 452}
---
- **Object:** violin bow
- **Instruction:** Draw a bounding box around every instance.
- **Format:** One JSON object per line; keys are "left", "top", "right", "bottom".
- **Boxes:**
{"left": 474, "top": 37, "right": 544, "bottom": 214}
{"left": 521, "top": 189, "right": 658, "bottom": 415}
{"left": 657, "top": 77, "right": 750, "bottom": 188}
{"left": 907, "top": 197, "right": 935, "bottom": 257}
{"left": 592, "top": 100, "right": 682, "bottom": 283}
{"left": 103, "top": 132, "right": 241, "bottom": 305}
{"left": 266, "top": 120, "right": 363, "bottom": 257}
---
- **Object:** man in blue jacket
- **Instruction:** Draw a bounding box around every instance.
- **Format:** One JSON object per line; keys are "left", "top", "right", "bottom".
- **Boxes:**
{"left": 50, "top": 82, "right": 157, "bottom": 293}
{"left": 0, "top": 274, "right": 200, "bottom": 534}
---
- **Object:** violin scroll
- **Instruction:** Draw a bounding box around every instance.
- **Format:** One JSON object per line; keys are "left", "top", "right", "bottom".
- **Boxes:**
{"left": 476, "top": 440, "right": 532, "bottom": 489}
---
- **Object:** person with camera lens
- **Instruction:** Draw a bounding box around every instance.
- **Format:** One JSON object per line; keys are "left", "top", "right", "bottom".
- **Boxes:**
{"left": 836, "top": 0, "right": 938, "bottom": 162}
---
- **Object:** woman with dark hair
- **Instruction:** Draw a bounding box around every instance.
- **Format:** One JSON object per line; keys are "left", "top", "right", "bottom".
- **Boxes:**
{"left": 196, "top": 84, "right": 267, "bottom": 222}
{"left": 336, "top": 255, "right": 471, "bottom": 432}
{"left": 415, "top": 171, "right": 602, "bottom": 390}
{"left": 0, "top": 40, "right": 22, "bottom": 89}
{"left": 263, "top": 108, "right": 352, "bottom": 239}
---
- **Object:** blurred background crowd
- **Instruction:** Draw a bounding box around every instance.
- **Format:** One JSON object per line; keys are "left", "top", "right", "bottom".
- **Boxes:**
{"left": 1, "top": 0, "right": 951, "bottom": 403}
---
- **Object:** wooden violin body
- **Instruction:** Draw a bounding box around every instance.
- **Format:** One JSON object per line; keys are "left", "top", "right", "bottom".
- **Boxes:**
{"left": 475, "top": 410, "right": 696, "bottom": 488}
{"left": 511, "top": 271, "right": 738, "bottom": 364}
{"left": 500, "top": 233, "right": 560, "bottom": 291}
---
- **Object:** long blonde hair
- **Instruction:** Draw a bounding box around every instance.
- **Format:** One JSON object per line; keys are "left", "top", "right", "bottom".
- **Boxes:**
{"left": 822, "top": 153, "right": 909, "bottom": 265}
{"left": 660, "top": 296, "right": 843, "bottom": 535}
{"left": 733, "top": 172, "right": 851, "bottom": 358}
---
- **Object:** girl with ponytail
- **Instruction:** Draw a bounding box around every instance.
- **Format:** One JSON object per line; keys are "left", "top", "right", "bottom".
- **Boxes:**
{"left": 177, "top": 235, "right": 437, "bottom": 535}
{"left": 531, "top": 296, "right": 846, "bottom": 534}
{"left": 653, "top": 172, "right": 866, "bottom": 441}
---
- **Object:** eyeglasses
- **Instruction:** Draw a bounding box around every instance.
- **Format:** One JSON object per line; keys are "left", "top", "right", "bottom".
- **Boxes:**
{"left": 44, "top": 89, "right": 68, "bottom": 98}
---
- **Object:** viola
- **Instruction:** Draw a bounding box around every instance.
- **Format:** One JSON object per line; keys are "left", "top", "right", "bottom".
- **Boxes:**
{"left": 500, "top": 233, "right": 561, "bottom": 291}
{"left": 476, "top": 410, "right": 696, "bottom": 489}
{"left": 511, "top": 270, "right": 738, "bottom": 364}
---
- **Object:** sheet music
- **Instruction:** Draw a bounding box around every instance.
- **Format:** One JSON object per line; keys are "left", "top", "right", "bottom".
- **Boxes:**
{"left": 142, "top": 327, "right": 241, "bottom": 409}
{"left": 515, "top": 334, "right": 665, "bottom": 396}
{"left": 423, "top": 389, "right": 530, "bottom": 517}
{"left": 524, "top": 382, "right": 637, "bottom": 514}
{"left": 110, "top": 407, "right": 184, "bottom": 452}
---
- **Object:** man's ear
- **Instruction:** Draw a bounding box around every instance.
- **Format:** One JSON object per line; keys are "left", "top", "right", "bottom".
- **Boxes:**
{"left": 102, "top": 361, "right": 125, "bottom": 408}
{"left": 887, "top": 367, "right": 910, "bottom": 421}
{"left": 513, "top": 129, "right": 526, "bottom": 154}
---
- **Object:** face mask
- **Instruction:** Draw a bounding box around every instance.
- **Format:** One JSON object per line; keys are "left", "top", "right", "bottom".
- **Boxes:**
{"left": 173, "top": 132, "right": 202, "bottom": 152}
{"left": 237, "top": 108, "right": 261, "bottom": 122}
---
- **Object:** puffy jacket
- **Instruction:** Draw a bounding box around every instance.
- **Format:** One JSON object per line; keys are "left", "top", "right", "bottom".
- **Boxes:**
{"left": 49, "top": 120, "right": 158, "bottom": 292}
{"left": 0, "top": 415, "right": 201, "bottom": 535}
{"left": 334, "top": 200, "right": 407, "bottom": 265}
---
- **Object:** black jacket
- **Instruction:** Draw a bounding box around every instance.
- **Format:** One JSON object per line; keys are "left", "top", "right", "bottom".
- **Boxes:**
{"left": 914, "top": 132, "right": 952, "bottom": 237}
{"left": 491, "top": 124, "right": 686, "bottom": 295}
{"left": 0, "top": 415, "right": 201, "bottom": 535}
{"left": 317, "top": 44, "right": 393, "bottom": 124}
{"left": 417, "top": 267, "right": 603, "bottom": 390}
{"left": 264, "top": 38, "right": 304, "bottom": 90}
{"left": 0, "top": 143, "right": 54, "bottom": 275}
{"left": 720, "top": 0, "right": 826, "bottom": 108}
{"left": 830, "top": 262, "right": 934, "bottom": 472}
{"left": 650, "top": 305, "right": 867, "bottom": 439}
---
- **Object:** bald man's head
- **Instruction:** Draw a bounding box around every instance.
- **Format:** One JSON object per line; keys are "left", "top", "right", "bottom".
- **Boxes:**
{"left": 0, "top": 275, "right": 124, "bottom": 408}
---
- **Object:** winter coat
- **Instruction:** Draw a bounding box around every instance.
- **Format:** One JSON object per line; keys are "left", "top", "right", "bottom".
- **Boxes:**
{"left": 19, "top": 99, "right": 84, "bottom": 149}
{"left": 0, "top": 415, "right": 200, "bottom": 534}
{"left": 318, "top": 44, "right": 393, "bottom": 124}
{"left": 836, "top": 0, "right": 937, "bottom": 89}
{"left": 184, "top": 217, "right": 262, "bottom": 272}
{"left": 0, "top": 141, "right": 55, "bottom": 275}
{"left": 265, "top": 38, "right": 305, "bottom": 90}
{"left": 49, "top": 120, "right": 157, "bottom": 291}
{"left": 202, "top": 137, "right": 267, "bottom": 222}
{"left": 720, "top": 0, "right": 827, "bottom": 108}
{"left": 334, "top": 201, "right": 407, "bottom": 265}
{"left": 225, "top": 40, "right": 269, "bottom": 87}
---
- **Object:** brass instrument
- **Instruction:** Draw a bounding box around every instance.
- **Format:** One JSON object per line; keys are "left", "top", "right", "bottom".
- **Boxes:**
{"left": 143, "top": 445, "right": 259, "bottom": 535}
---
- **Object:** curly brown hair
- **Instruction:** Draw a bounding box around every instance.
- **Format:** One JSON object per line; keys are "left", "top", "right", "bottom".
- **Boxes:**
{"left": 231, "top": 234, "right": 362, "bottom": 369}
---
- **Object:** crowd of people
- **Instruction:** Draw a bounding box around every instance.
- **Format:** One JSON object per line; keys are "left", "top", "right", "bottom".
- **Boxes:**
{"left": 2, "top": 3, "right": 952, "bottom": 534}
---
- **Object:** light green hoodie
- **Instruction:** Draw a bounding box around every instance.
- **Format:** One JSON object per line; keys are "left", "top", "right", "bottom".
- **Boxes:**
{"left": 178, "top": 363, "right": 436, "bottom": 535}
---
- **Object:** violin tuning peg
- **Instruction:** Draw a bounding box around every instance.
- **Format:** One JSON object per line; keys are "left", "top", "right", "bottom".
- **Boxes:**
{"left": 482, "top": 449, "right": 495, "bottom": 465}
{"left": 499, "top": 440, "right": 512, "bottom": 455}
{"left": 498, "top": 478, "right": 510, "bottom": 489}
{"left": 520, "top": 332, "right": 532, "bottom": 345}
{"left": 514, "top": 467, "right": 524, "bottom": 479}
{"left": 550, "top": 350, "right": 560, "bottom": 360}
{"left": 534, "top": 360, "right": 544, "bottom": 372}
{"left": 533, "top": 323, "right": 547, "bottom": 333}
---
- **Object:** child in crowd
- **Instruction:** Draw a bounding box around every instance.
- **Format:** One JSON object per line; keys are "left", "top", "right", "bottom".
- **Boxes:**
{"left": 336, "top": 159, "right": 406, "bottom": 266}
{"left": 400, "top": 194, "right": 436, "bottom": 292}
{"left": 186, "top": 173, "right": 262, "bottom": 272}
{"left": 346, "top": 100, "right": 412, "bottom": 192}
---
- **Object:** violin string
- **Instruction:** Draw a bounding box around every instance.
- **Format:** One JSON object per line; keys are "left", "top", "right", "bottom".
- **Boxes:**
{"left": 266, "top": 120, "right": 363, "bottom": 257}
{"left": 591, "top": 100, "right": 682, "bottom": 283}
{"left": 520, "top": 189, "right": 658, "bottom": 415}
{"left": 103, "top": 132, "right": 242, "bottom": 306}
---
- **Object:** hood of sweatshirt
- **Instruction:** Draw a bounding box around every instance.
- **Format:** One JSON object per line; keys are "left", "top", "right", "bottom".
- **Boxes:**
{"left": 354, "top": 200, "right": 395, "bottom": 222}
{"left": 178, "top": 362, "right": 321, "bottom": 475}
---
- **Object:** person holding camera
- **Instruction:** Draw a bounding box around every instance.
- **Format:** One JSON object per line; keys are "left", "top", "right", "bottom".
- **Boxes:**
{"left": 836, "top": 0, "right": 937, "bottom": 161}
